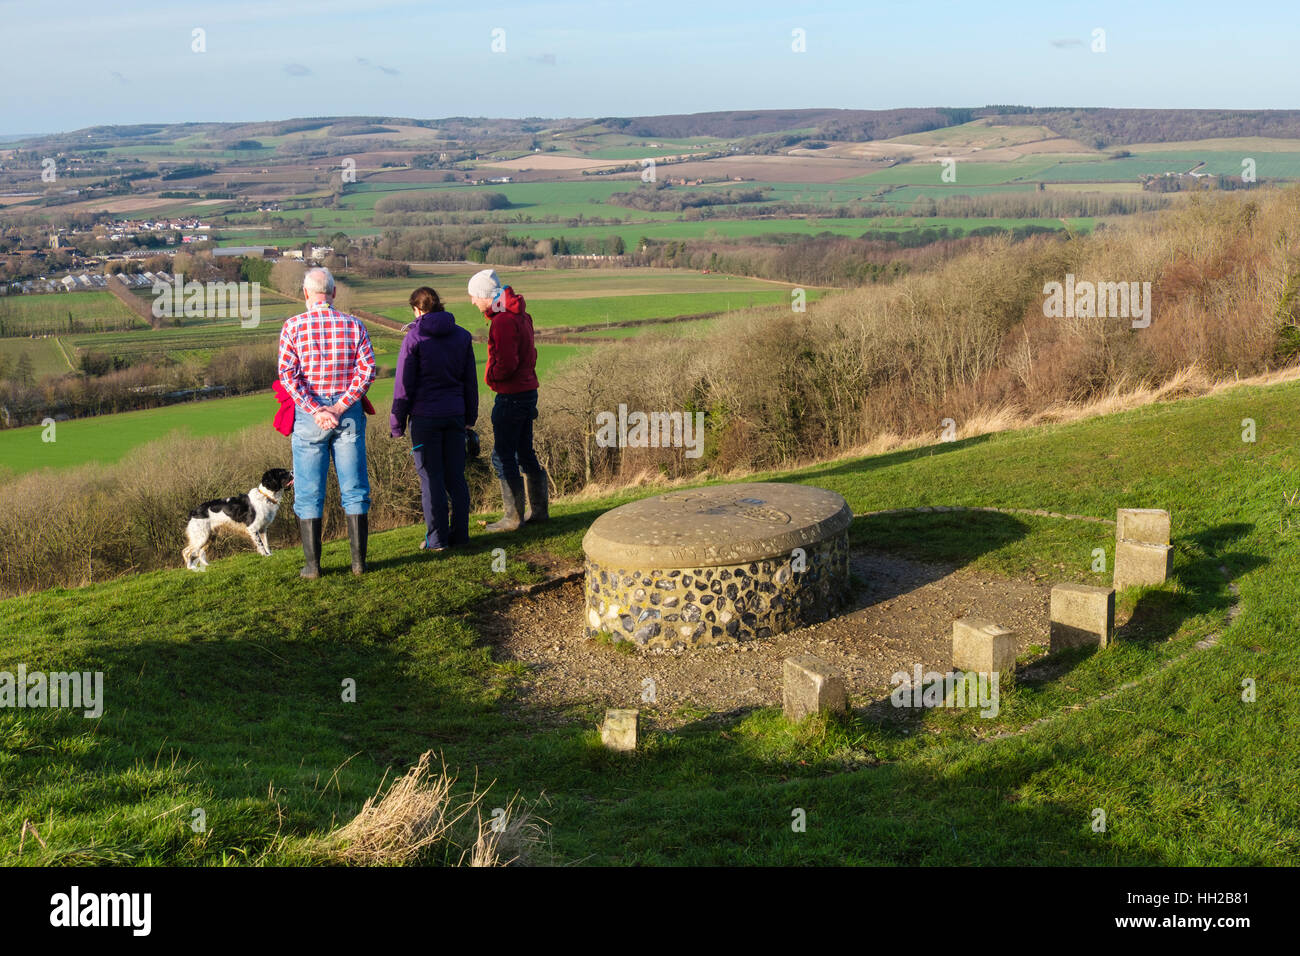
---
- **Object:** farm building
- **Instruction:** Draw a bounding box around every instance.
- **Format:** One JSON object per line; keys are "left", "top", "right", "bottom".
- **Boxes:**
{"left": 211, "top": 246, "right": 275, "bottom": 259}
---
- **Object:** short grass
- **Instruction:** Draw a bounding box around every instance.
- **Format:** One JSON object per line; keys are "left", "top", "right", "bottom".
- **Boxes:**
{"left": 2, "top": 377, "right": 1299, "bottom": 864}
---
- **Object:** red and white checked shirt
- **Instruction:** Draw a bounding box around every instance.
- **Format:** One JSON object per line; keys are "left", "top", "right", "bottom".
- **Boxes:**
{"left": 277, "top": 302, "right": 377, "bottom": 414}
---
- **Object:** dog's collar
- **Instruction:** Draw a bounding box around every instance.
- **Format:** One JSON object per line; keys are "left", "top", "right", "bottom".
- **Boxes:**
{"left": 255, "top": 487, "right": 280, "bottom": 505}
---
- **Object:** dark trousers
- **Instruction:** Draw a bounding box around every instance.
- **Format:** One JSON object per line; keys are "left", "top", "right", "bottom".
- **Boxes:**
{"left": 410, "top": 415, "right": 469, "bottom": 548}
{"left": 490, "top": 390, "right": 543, "bottom": 484}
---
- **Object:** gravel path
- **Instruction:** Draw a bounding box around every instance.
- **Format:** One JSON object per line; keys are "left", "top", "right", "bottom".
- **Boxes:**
{"left": 481, "top": 550, "right": 1058, "bottom": 728}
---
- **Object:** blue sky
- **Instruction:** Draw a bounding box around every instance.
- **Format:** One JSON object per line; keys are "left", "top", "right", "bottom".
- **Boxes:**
{"left": 1, "top": 0, "right": 1297, "bottom": 135}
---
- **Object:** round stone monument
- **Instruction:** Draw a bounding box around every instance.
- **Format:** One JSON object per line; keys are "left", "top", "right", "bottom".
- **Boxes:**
{"left": 581, "top": 483, "right": 852, "bottom": 650}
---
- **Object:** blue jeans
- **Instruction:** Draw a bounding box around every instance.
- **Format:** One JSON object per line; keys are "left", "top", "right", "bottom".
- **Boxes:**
{"left": 411, "top": 415, "right": 469, "bottom": 548}
{"left": 291, "top": 395, "right": 370, "bottom": 519}
{"left": 490, "top": 390, "right": 543, "bottom": 484}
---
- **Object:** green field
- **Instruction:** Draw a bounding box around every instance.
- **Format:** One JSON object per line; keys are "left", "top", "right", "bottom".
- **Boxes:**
{"left": 223, "top": 180, "right": 687, "bottom": 235}
{"left": 1032, "top": 158, "right": 1204, "bottom": 182}
{"left": 0, "top": 291, "right": 143, "bottom": 336}
{"left": 208, "top": 168, "right": 1111, "bottom": 250}
{"left": 3, "top": 376, "right": 1297, "bottom": 864}
{"left": 1122, "top": 151, "right": 1300, "bottom": 179}
{"left": 341, "top": 266, "right": 812, "bottom": 312}
{"left": 66, "top": 323, "right": 283, "bottom": 363}
{"left": 377, "top": 290, "right": 815, "bottom": 330}
{"left": 116, "top": 288, "right": 305, "bottom": 327}
{"left": 1, "top": 384, "right": 396, "bottom": 475}
{"left": 849, "top": 158, "right": 1063, "bottom": 186}
{"left": 0, "top": 335, "right": 70, "bottom": 379}
{"left": 505, "top": 216, "right": 1090, "bottom": 249}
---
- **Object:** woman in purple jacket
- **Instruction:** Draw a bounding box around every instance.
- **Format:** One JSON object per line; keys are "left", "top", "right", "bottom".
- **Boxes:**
{"left": 390, "top": 287, "right": 478, "bottom": 552}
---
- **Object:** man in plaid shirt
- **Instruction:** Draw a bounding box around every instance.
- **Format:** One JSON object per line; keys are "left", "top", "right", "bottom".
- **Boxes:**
{"left": 278, "top": 266, "right": 377, "bottom": 578}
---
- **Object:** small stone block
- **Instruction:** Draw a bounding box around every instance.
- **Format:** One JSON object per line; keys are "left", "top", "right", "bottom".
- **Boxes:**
{"left": 783, "top": 655, "right": 847, "bottom": 721}
{"left": 1116, "top": 508, "right": 1170, "bottom": 546}
{"left": 952, "top": 618, "right": 1018, "bottom": 674}
{"left": 600, "top": 709, "right": 638, "bottom": 751}
{"left": 1113, "top": 539, "right": 1173, "bottom": 591}
{"left": 1050, "top": 583, "right": 1115, "bottom": 651}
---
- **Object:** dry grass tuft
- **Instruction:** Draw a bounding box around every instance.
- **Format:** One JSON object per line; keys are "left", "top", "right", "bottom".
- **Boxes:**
{"left": 468, "top": 792, "right": 549, "bottom": 867}
{"left": 319, "top": 751, "right": 546, "bottom": 867}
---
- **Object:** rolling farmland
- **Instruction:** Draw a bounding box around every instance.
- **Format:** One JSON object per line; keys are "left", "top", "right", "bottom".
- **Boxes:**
{"left": 4, "top": 115, "right": 1299, "bottom": 480}
{"left": 0, "top": 267, "right": 794, "bottom": 473}
{"left": 0, "top": 341, "right": 587, "bottom": 475}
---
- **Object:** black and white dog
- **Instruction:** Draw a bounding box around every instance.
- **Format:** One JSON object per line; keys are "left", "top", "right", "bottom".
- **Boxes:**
{"left": 182, "top": 468, "right": 294, "bottom": 571}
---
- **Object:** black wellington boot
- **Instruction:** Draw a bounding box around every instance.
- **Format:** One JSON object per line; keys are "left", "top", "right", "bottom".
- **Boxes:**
{"left": 347, "top": 513, "right": 368, "bottom": 575}
{"left": 299, "top": 518, "right": 322, "bottom": 580}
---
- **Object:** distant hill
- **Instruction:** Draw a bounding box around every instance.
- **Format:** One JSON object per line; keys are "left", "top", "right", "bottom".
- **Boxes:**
{"left": 595, "top": 106, "right": 1300, "bottom": 147}
{"left": 982, "top": 107, "right": 1300, "bottom": 148}
{"left": 594, "top": 107, "right": 967, "bottom": 140}
{"left": 17, "top": 107, "right": 1300, "bottom": 154}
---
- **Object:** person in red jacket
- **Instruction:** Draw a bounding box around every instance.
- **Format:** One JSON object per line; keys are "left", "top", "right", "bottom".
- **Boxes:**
{"left": 468, "top": 268, "right": 547, "bottom": 531}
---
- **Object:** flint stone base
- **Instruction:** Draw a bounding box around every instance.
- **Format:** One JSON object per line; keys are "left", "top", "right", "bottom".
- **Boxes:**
{"left": 583, "top": 534, "right": 849, "bottom": 649}
{"left": 582, "top": 483, "right": 852, "bottom": 650}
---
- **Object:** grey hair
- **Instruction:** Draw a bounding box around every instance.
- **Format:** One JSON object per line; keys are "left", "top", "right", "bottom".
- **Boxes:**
{"left": 303, "top": 267, "right": 335, "bottom": 296}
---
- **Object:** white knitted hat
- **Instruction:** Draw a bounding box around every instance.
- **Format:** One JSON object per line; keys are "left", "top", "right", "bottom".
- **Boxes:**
{"left": 467, "top": 269, "right": 500, "bottom": 300}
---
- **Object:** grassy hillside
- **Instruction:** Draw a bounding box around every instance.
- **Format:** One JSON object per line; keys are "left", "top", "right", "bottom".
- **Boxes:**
{"left": 2, "top": 374, "right": 1297, "bottom": 865}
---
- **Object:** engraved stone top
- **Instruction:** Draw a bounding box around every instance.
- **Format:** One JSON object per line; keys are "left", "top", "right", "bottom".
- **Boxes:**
{"left": 582, "top": 482, "right": 852, "bottom": 568}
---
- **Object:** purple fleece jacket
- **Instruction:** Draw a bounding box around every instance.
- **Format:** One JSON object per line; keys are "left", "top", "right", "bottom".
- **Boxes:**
{"left": 389, "top": 311, "right": 478, "bottom": 436}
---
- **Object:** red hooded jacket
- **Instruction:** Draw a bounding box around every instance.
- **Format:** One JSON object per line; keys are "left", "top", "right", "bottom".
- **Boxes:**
{"left": 483, "top": 287, "right": 540, "bottom": 394}
{"left": 273, "top": 378, "right": 374, "bottom": 436}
